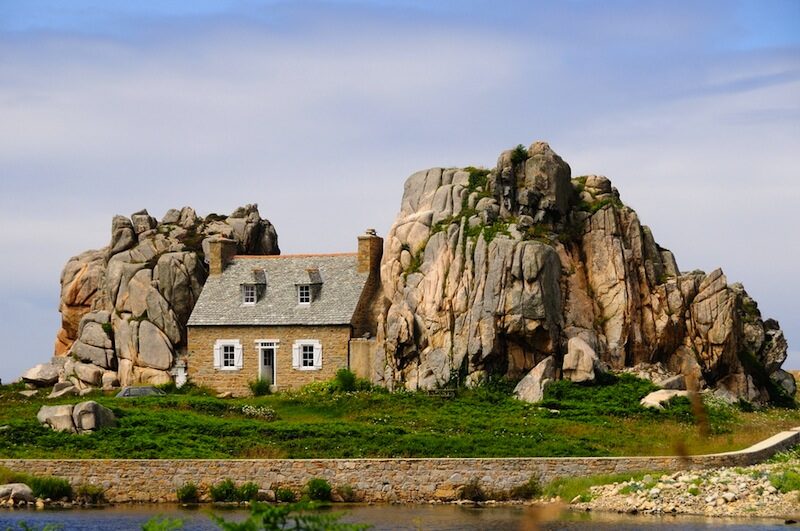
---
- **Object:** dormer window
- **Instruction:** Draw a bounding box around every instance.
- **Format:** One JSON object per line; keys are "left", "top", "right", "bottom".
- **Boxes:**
{"left": 298, "top": 284, "right": 311, "bottom": 304}
{"left": 242, "top": 284, "right": 256, "bottom": 305}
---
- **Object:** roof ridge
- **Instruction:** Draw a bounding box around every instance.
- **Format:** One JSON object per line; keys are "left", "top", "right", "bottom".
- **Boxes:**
{"left": 233, "top": 253, "right": 358, "bottom": 259}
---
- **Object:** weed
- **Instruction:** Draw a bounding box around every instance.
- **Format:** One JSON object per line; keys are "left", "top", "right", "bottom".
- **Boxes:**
{"left": 276, "top": 487, "right": 296, "bottom": 503}
{"left": 249, "top": 378, "right": 271, "bottom": 397}
{"left": 770, "top": 469, "right": 800, "bottom": 493}
{"left": 75, "top": 484, "right": 105, "bottom": 505}
{"left": 510, "top": 474, "right": 542, "bottom": 499}
{"left": 176, "top": 482, "right": 199, "bottom": 503}
{"left": 237, "top": 481, "right": 260, "bottom": 502}
{"left": 210, "top": 479, "right": 238, "bottom": 502}
{"left": 335, "top": 484, "right": 358, "bottom": 502}
{"left": 458, "top": 477, "right": 487, "bottom": 502}
{"left": 305, "top": 478, "right": 332, "bottom": 501}
{"left": 688, "top": 486, "right": 700, "bottom": 496}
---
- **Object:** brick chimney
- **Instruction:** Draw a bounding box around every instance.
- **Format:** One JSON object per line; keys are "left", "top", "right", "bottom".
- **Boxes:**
{"left": 207, "top": 237, "right": 238, "bottom": 276}
{"left": 357, "top": 229, "right": 383, "bottom": 274}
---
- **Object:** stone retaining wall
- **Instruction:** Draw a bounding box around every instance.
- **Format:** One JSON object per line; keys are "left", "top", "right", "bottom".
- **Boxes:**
{"left": 1, "top": 427, "right": 797, "bottom": 503}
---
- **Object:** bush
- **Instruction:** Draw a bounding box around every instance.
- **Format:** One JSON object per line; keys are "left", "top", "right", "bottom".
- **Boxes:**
{"left": 510, "top": 144, "right": 528, "bottom": 165}
{"left": 458, "top": 477, "right": 487, "bottom": 502}
{"left": 304, "top": 478, "right": 332, "bottom": 501}
{"left": 510, "top": 474, "right": 542, "bottom": 499}
{"left": 770, "top": 469, "right": 800, "bottom": 493}
{"left": 332, "top": 369, "right": 371, "bottom": 393}
{"left": 333, "top": 369, "right": 357, "bottom": 392}
{"left": 28, "top": 475, "right": 73, "bottom": 500}
{"left": 210, "top": 479, "right": 238, "bottom": 502}
{"left": 276, "top": 487, "right": 296, "bottom": 503}
{"left": 176, "top": 482, "right": 199, "bottom": 503}
{"left": 335, "top": 484, "right": 358, "bottom": 502}
{"left": 237, "top": 481, "right": 260, "bottom": 502}
{"left": 249, "top": 378, "right": 271, "bottom": 397}
{"left": 75, "top": 484, "right": 106, "bottom": 505}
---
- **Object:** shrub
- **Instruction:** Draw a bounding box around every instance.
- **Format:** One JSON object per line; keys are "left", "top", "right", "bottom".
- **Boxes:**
{"left": 237, "top": 481, "right": 260, "bottom": 502}
{"left": 335, "top": 484, "right": 358, "bottom": 502}
{"left": 770, "top": 469, "right": 800, "bottom": 493}
{"left": 276, "top": 487, "right": 296, "bottom": 503}
{"left": 240, "top": 404, "right": 277, "bottom": 420}
{"left": 249, "top": 378, "right": 271, "bottom": 397}
{"left": 176, "top": 482, "right": 199, "bottom": 503}
{"left": 210, "top": 479, "right": 238, "bottom": 502}
{"left": 304, "top": 478, "right": 332, "bottom": 501}
{"left": 333, "top": 369, "right": 357, "bottom": 392}
{"left": 510, "top": 144, "right": 528, "bottom": 165}
{"left": 510, "top": 474, "right": 542, "bottom": 499}
{"left": 458, "top": 477, "right": 487, "bottom": 502}
{"left": 75, "top": 484, "right": 106, "bottom": 505}
{"left": 28, "top": 475, "right": 72, "bottom": 500}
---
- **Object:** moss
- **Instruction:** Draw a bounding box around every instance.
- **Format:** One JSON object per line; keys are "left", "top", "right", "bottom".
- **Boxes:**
{"left": 579, "top": 196, "right": 624, "bottom": 214}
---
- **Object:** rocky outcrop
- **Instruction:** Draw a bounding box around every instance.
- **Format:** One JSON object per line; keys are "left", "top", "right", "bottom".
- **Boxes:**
{"left": 36, "top": 401, "right": 116, "bottom": 434}
{"left": 48, "top": 204, "right": 279, "bottom": 388}
{"left": 377, "top": 142, "right": 793, "bottom": 403}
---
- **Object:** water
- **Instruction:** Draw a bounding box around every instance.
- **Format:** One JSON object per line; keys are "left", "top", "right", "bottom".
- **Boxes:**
{"left": 0, "top": 504, "right": 793, "bottom": 530}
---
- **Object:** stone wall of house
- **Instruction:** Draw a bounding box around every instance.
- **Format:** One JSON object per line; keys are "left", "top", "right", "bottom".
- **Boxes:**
{"left": 349, "top": 338, "right": 377, "bottom": 380}
{"left": 187, "top": 325, "right": 351, "bottom": 394}
{"left": 1, "top": 426, "right": 797, "bottom": 503}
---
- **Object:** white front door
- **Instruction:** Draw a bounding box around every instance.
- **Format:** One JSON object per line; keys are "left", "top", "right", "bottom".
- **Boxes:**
{"left": 259, "top": 345, "right": 276, "bottom": 385}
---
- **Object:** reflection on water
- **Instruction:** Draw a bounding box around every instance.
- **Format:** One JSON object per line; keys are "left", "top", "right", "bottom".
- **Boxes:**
{"left": 0, "top": 504, "right": 792, "bottom": 530}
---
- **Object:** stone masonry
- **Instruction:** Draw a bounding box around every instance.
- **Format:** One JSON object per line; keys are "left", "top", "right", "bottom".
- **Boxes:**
{"left": 0, "top": 427, "right": 796, "bottom": 503}
{"left": 187, "top": 325, "right": 351, "bottom": 394}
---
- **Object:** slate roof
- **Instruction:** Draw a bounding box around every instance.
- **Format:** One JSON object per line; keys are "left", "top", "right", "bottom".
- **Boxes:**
{"left": 187, "top": 253, "right": 368, "bottom": 326}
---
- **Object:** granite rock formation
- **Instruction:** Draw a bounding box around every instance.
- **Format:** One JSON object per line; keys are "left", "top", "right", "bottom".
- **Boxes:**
{"left": 375, "top": 142, "right": 793, "bottom": 403}
{"left": 50, "top": 205, "right": 279, "bottom": 388}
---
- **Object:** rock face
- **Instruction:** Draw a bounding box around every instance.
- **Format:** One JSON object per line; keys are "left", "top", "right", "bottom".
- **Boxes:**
{"left": 376, "top": 141, "right": 793, "bottom": 403}
{"left": 49, "top": 205, "right": 279, "bottom": 387}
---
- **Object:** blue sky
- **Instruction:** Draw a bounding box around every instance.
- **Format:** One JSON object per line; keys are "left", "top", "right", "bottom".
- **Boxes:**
{"left": 0, "top": 0, "right": 798, "bottom": 382}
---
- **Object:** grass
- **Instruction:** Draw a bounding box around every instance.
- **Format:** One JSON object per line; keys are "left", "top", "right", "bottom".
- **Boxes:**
{"left": 543, "top": 470, "right": 664, "bottom": 502}
{"left": 0, "top": 466, "right": 72, "bottom": 499}
{"left": 0, "top": 375, "right": 797, "bottom": 460}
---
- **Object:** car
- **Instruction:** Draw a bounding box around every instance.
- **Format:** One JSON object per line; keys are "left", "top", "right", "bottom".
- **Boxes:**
{"left": 115, "top": 386, "right": 167, "bottom": 398}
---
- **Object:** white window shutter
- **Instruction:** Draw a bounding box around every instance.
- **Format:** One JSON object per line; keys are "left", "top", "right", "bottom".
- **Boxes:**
{"left": 292, "top": 343, "right": 300, "bottom": 369}
{"left": 313, "top": 342, "right": 322, "bottom": 369}
{"left": 234, "top": 343, "right": 243, "bottom": 369}
{"left": 213, "top": 343, "right": 221, "bottom": 369}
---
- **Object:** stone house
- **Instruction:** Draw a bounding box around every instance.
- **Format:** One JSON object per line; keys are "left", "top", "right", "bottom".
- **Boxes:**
{"left": 186, "top": 231, "right": 383, "bottom": 395}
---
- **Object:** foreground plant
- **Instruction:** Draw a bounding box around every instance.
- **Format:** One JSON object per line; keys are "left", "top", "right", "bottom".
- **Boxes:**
{"left": 211, "top": 501, "right": 370, "bottom": 530}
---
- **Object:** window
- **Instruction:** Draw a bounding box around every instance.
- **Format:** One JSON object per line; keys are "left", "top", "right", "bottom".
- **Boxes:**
{"left": 301, "top": 344, "right": 314, "bottom": 367}
{"left": 298, "top": 284, "right": 311, "bottom": 304}
{"left": 242, "top": 285, "right": 256, "bottom": 305}
{"left": 213, "top": 340, "right": 242, "bottom": 371}
{"left": 292, "top": 340, "right": 321, "bottom": 370}
{"left": 222, "top": 344, "right": 235, "bottom": 367}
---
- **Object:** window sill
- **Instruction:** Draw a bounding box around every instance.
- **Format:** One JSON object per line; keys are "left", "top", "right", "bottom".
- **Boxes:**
{"left": 218, "top": 366, "right": 241, "bottom": 372}
{"left": 294, "top": 366, "right": 321, "bottom": 371}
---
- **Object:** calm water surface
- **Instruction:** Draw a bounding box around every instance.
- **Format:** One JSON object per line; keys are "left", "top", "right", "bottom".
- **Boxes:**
{"left": 0, "top": 504, "right": 794, "bottom": 530}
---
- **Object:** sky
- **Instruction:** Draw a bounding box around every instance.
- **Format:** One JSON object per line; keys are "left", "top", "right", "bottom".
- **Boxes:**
{"left": 0, "top": 0, "right": 798, "bottom": 383}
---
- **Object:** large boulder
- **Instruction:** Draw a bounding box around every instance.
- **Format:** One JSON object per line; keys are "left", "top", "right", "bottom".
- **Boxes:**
{"left": 640, "top": 389, "right": 690, "bottom": 409}
{"left": 562, "top": 337, "right": 599, "bottom": 383}
{"left": 72, "top": 362, "right": 104, "bottom": 387}
{"left": 36, "top": 404, "right": 76, "bottom": 433}
{"left": 770, "top": 369, "right": 797, "bottom": 398}
{"left": 0, "top": 483, "right": 35, "bottom": 504}
{"left": 137, "top": 321, "right": 174, "bottom": 370}
{"left": 21, "top": 363, "right": 59, "bottom": 387}
{"left": 514, "top": 356, "right": 556, "bottom": 403}
{"left": 72, "top": 401, "right": 116, "bottom": 432}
